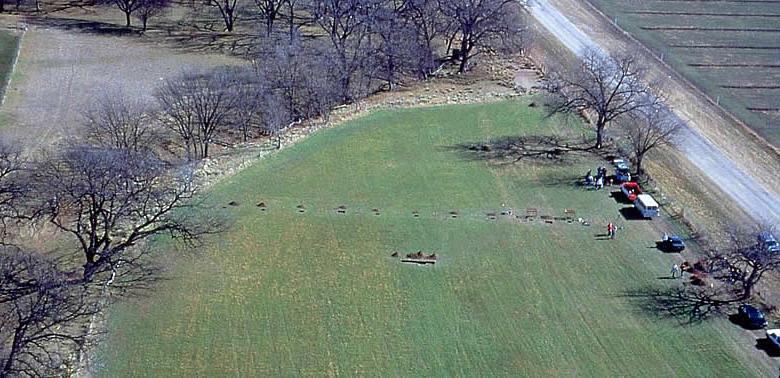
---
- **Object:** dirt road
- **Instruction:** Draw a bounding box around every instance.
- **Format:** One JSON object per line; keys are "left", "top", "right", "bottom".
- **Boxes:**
{"left": 527, "top": 0, "right": 780, "bottom": 226}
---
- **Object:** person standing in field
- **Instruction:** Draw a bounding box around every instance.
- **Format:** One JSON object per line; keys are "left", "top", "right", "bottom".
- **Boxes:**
{"left": 671, "top": 264, "right": 680, "bottom": 278}
{"left": 607, "top": 222, "right": 614, "bottom": 239}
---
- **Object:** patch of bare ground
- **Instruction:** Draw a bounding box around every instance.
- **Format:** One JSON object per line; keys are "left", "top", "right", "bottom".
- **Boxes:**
{"left": 0, "top": 15, "right": 242, "bottom": 149}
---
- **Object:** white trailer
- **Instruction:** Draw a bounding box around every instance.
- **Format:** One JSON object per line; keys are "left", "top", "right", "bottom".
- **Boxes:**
{"left": 633, "top": 194, "right": 660, "bottom": 218}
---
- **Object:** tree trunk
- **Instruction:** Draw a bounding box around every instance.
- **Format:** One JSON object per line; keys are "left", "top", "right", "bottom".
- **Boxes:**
{"left": 288, "top": 6, "right": 294, "bottom": 41}
{"left": 595, "top": 120, "right": 606, "bottom": 149}
{"left": 457, "top": 39, "right": 469, "bottom": 73}
{"left": 125, "top": 11, "right": 132, "bottom": 27}
{"left": 635, "top": 153, "right": 643, "bottom": 176}
{"left": 224, "top": 8, "right": 234, "bottom": 32}
{"left": 3, "top": 327, "right": 24, "bottom": 375}
{"left": 142, "top": 16, "right": 148, "bottom": 31}
{"left": 266, "top": 15, "right": 274, "bottom": 36}
{"left": 83, "top": 261, "right": 98, "bottom": 281}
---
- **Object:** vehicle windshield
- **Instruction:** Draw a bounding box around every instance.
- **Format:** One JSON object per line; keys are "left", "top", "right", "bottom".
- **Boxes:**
{"left": 748, "top": 310, "right": 764, "bottom": 320}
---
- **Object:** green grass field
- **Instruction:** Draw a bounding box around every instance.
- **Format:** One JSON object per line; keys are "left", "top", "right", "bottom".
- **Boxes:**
{"left": 99, "top": 100, "right": 774, "bottom": 376}
{"left": 0, "top": 31, "right": 19, "bottom": 103}
{"left": 587, "top": 0, "right": 780, "bottom": 147}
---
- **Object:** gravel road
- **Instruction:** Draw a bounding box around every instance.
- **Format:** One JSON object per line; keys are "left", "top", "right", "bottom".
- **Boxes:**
{"left": 527, "top": 0, "right": 780, "bottom": 226}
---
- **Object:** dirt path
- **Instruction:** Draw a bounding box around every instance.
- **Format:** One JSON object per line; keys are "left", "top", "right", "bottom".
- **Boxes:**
{"left": 526, "top": 0, "right": 780, "bottom": 226}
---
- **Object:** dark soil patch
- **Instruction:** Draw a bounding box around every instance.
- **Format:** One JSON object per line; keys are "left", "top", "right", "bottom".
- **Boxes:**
{"left": 628, "top": 11, "right": 780, "bottom": 17}
{"left": 641, "top": 26, "right": 780, "bottom": 32}
{"left": 721, "top": 85, "right": 780, "bottom": 89}
{"left": 228, "top": 201, "right": 239, "bottom": 206}
{"left": 668, "top": 45, "right": 780, "bottom": 50}
{"left": 689, "top": 63, "right": 780, "bottom": 68}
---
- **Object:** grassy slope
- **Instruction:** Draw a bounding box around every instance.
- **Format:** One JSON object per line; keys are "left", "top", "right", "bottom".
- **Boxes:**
{"left": 586, "top": 0, "right": 780, "bottom": 146}
{"left": 0, "top": 31, "right": 18, "bottom": 104}
{"left": 101, "top": 100, "right": 773, "bottom": 376}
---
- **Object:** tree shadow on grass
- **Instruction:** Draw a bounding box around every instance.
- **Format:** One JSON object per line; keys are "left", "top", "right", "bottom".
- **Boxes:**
{"left": 620, "top": 286, "right": 728, "bottom": 326}
{"left": 536, "top": 172, "right": 585, "bottom": 189}
{"left": 23, "top": 15, "right": 261, "bottom": 56}
{"left": 25, "top": 16, "right": 140, "bottom": 36}
{"left": 448, "top": 135, "right": 594, "bottom": 166}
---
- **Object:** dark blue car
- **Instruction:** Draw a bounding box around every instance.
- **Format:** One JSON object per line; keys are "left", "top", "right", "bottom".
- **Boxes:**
{"left": 662, "top": 235, "right": 685, "bottom": 252}
{"left": 738, "top": 304, "right": 767, "bottom": 329}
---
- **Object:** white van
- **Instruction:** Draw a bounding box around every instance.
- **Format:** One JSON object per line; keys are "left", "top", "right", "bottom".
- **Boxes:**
{"left": 633, "top": 194, "right": 660, "bottom": 218}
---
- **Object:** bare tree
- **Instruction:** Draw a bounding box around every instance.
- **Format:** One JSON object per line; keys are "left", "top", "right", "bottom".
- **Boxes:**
{"left": 231, "top": 81, "right": 263, "bottom": 143}
{"left": 102, "top": 0, "right": 143, "bottom": 27}
{"left": 401, "top": 0, "right": 449, "bottom": 56}
{"left": 82, "top": 92, "right": 157, "bottom": 153}
{"left": 708, "top": 224, "right": 780, "bottom": 301}
{"left": 33, "top": 146, "right": 211, "bottom": 281}
{"left": 370, "top": 5, "right": 424, "bottom": 88}
{"left": 399, "top": 0, "right": 449, "bottom": 78}
{"left": 255, "top": 0, "right": 285, "bottom": 35}
{"left": 622, "top": 107, "right": 680, "bottom": 176}
{"left": 545, "top": 50, "right": 660, "bottom": 149}
{"left": 0, "top": 139, "right": 27, "bottom": 242}
{"left": 255, "top": 37, "right": 339, "bottom": 122}
{"left": 1, "top": 248, "right": 101, "bottom": 377}
{"left": 257, "top": 93, "right": 291, "bottom": 148}
{"left": 135, "top": 0, "right": 169, "bottom": 31}
{"left": 626, "top": 224, "right": 780, "bottom": 324}
{"left": 156, "top": 69, "right": 241, "bottom": 160}
{"left": 204, "top": 0, "right": 240, "bottom": 32}
{"left": 437, "top": 0, "right": 524, "bottom": 73}
{"left": 308, "top": 0, "right": 376, "bottom": 101}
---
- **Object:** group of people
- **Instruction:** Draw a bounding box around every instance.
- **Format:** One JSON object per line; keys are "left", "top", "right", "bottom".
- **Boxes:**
{"left": 606, "top": 222, "right": 617, "bottom": 239}
{"left": 585, "top": 167, "right": 610, "bottom": 190}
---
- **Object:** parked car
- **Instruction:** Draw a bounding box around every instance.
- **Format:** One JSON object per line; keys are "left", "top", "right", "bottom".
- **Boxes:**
{"left": 614, "top": 161, "right": 631, "bottom": 182}
{"left": 620, "top": 182, "right": 642, "bottom": 202}
{"left": 737, "top": 304, "right": 768, "bottom": 329}
{"left": 633, "top": 194, "right": 660, "bottom": 218}
{"left": 659, "top": 234, "right": 685, "bottom": 252}
{"left": 766, "top": 329, "right": 780, "bottom": 350}
{"left": 758, "top": 231, "right": 780, "bottom": 253}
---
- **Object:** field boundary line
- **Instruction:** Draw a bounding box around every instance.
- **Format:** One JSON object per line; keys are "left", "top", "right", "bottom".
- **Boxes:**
{"left": 580, "top": 0, "right": 780, "bottom": 157}
{"left": 0, "top": 23, "right": 24, "bottom": 107}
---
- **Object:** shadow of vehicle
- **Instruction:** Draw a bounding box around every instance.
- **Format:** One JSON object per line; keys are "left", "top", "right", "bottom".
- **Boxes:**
{"left": 728, "top": 313, "right": 765, "bottom": 330}
{"left": 756, "top": 338, "right": 780, "bottom": 357}
{"left": 610, "top": 190, "right": 632, "bottom": 204}
{"left": 655, "top": 241, "right": 684, "bottom": 253}
{"left": 619, "top": 207, "right": 647, "bottom": 221}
